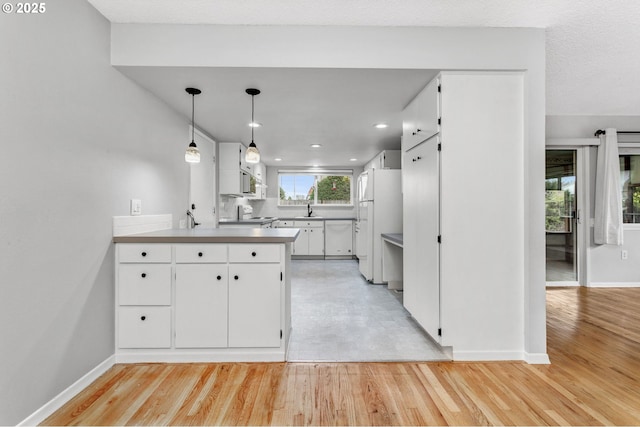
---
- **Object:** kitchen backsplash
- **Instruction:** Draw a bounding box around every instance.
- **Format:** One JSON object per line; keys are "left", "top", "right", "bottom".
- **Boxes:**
{"left": 219, "top": 195, "right": 357, "bottom": 219}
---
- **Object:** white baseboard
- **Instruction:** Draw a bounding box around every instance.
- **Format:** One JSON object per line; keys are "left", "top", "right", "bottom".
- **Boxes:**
{"left": 524, "top": 352, "right": 551, "bottom": 364}
{"left": 452, "top": 350, "right": 524, "bottom": 362}
{"left": 18, "top": 355, "right": 115, "bottom": 426}
{"left": 115, "top": 350, "right": 286, "bottom": 364}
{"left": 588, "top": 282, "right": 640, "bottom": 288}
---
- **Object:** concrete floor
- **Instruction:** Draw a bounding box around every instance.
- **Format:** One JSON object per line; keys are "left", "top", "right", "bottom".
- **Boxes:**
{"left": 287, "top": 259, "right": 450, "bottom": 362}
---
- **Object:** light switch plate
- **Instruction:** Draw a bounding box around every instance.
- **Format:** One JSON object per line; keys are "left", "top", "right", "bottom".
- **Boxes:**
{"left": 130, "top": 199, "right": 142, "bottom": 216}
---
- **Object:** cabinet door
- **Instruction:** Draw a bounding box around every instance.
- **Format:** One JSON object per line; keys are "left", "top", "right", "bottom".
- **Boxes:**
{"left": 402, "top": 78, "right": 440, "bottom": 151}
{"left": 414, "top": 78, "right": 440, "bottom": 144}
{"left": 228, "top": 264, "right": 281, "bottom": 347}
{"left": 403, "top": 137, "right": 441, "bottom": 341}
{"left": 307, "top": 226, "right": 325, "bottom": 256}
{"left": 175, "top": 264, "right": 228, "bottom": 348}
{"left": 294, "top": 228, "right": 309, "bottom": 255}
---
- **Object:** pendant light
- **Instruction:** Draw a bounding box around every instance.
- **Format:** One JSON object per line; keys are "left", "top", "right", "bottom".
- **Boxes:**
{"left": 184, "top": 87, "right": 201, "bottom": 163}
{"left": 245, "top": 88, "right": 261, "bottom": 164}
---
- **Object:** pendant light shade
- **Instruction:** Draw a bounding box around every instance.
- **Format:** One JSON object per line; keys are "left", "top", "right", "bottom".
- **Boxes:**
{"left": 185, "top": 87, "right": 201, "bottom": 163}
{"left": 245, "top": 88, "right": 261, "bottom": 164}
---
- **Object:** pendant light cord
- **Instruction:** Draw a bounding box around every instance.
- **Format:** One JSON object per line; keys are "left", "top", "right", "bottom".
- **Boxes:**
{"left": 251, "top": 94, "right": 255, "bottom": 143}
{"left": 191, "top": 93, "right": 195, "bottom": 143}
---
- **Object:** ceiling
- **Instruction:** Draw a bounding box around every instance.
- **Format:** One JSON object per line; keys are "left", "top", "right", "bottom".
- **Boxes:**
{"left": 89, "top": 0, "right": 640, "bottom": 166}
{"left": 119, "top": 66, "right": 437, "bottom": 167}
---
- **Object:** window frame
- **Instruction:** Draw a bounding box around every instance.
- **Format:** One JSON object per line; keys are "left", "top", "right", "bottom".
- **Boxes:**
{"left": 618, "top": 148, "right": 640, "bottom": 229}
{"left": 277, "top": 169, "right": 354, "bottom": 207}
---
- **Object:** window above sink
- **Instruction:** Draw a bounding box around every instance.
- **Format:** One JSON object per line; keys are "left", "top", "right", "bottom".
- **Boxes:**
{"left": 278, "top": 169, "right": 353, "bottom": 207}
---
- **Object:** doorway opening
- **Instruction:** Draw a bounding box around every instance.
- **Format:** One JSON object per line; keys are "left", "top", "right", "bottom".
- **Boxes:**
{"left": 545, "top": 149, "right": 580, "bottom": 284}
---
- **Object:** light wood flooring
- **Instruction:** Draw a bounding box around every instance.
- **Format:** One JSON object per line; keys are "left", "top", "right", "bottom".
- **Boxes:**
{"left": 42, "top": 287, "right": 640, "bottom": 425}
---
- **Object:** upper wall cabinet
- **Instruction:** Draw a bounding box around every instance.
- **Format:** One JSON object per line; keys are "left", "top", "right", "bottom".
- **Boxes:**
{"left": 219, "top": 142, "right": 254, "bottom": 197}
{"left": 365, "top": 150, "right": 401, "bottom": 171}
{"left": 402, "top": 77, "right": 440, "bottom": 151}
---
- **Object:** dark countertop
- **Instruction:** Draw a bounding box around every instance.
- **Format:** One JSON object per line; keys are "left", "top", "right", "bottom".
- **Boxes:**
{"left": 219, "top": 218, "right": 275, "bottom": 225}
{"left": 381, "top": 233, "right": 403, "bottom": 247}
{"left": 277, "top": 217, "right": 356, "bottom": 221}
{"left": 113, "top": 228, "right": 300, "bottom": 244}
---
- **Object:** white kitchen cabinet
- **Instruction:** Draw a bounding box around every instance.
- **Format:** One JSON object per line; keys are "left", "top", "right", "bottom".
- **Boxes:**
{"left": 228, "top": 263, "right": 281, "bottom": 347}
{"left": 116, "top": 243, "right": 172, "bottom": 349}
{"left": 402, "top": 137, "right": 440, "bottom": 340}
{"left": 401, "top": 71, "right": 526, "bottom": 358}
{"left": 325, "top": 220, "right": 353, "bottom": 257}
{"left": 365, "top": 150, "right": 401, "bottom": 171}
{"left": 118, "top": 306, "right": 171, "bottom": 349}
{"left": 118, "top": 264, "right": 171, "bottom": 306}
{"left": 175, "top": 264, "right": 228, "bottom": 348}
{"left": 219, "top": 142, "right": 254, "bottom": 196}
{"left": 292, "top": 220, "right": 324, "bottom": 256}
{"left": 115, "top": 241, "right": 288, "bottom": 361}
{"left": 402, "top": 77, "right": 440, "bottom": 151}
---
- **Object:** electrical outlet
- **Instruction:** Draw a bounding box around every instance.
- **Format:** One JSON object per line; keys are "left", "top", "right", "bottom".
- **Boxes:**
{"left": 130, "top": 199, "right": 142, "bottom": 216}
{"left": 179, "top": 219, "right": 186, "bottom": 229}
{"left": 622, "top": 250, "right": 629, "bottom": 260}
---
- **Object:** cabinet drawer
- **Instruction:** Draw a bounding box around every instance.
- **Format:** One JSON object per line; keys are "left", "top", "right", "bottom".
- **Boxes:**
{"left": 118, "top": 264, "right": 171, "bottom": 306}
{"left": 118, "top": 306, "right": 171, "bottom": 349}
{"left": 293, "top": 220, "right": 324, "bottom": 228}
{"left": 118, "top": 244, "right": 171, "bottom": 263}
{"left": 277, "top": 220, "right": 295, "bottom": 227}
{"left": 229, "top": 244, "right": 281, "bottom": 263}
{"left": 175, "top": 244, "right": 227, "bottom": 263}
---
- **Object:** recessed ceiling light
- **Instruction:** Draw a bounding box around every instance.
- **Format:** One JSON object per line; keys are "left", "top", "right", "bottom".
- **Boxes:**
{"left": 374, "top": 123, "right": 388, "bottom": 129}
{"left": 349, "top": 158, "right": 358, "bottom": 162}
{"left": 248, "top": 122, "right": 261, "bottom": 127}
{"left": 310, "top": 144, "right": 322, "bottom": 148}
{"left": 274, "top": 158, "right": 282, "bottom": 161}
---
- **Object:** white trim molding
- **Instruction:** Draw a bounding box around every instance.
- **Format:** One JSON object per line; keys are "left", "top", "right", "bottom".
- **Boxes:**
{"left": 525, "top": 352, "right": 551, "bottom": 364}
{"left": 588, "top": 282, "right": 640, "bottom": 288}
{"left": 18, "top": 355, "right": 116, "bottom": 426}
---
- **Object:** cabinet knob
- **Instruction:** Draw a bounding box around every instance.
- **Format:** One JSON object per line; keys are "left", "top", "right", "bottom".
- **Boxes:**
{"left": 141, "top": 273, "right": 146, "bottom": 278}
{"left": 141, "top": 251, "right": 147, "bottom": 257}
{"left": 234, "top": 275, "right": 239, "bottom": 280}
{"left": 140, "top": 315, "right": 146, "bottom": 321}
{"left": 412, "top": 158, "right": 417, "bottom": 162}
{"left": 198, "top": 252, "right": 203, "bottom": 257}
{"left": 417, "top": 156, "right": 422, "bottom": 160}
{"left": 251, "top": 251, "right": 257, "bottom": 257}
{"left": 217, "top": 275, "right": 222, "bottom": 280}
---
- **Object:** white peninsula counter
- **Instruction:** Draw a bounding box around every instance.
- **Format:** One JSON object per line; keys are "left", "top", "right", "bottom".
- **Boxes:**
{"left": 112, "top": 228, "right": 299, "bottom": 363}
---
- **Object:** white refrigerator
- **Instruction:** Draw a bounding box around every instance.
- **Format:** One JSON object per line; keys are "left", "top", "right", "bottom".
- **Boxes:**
{"left": 356, "top": 169, "right": 402, "bottom": 283}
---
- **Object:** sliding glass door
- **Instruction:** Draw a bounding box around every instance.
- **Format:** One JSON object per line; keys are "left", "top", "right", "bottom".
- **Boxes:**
{"left": 545, "top": 150, "right": 578, "bottom": 283}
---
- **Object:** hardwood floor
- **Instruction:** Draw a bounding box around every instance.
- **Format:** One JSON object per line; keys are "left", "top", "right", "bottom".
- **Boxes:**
{"left": 42, "top": 287, "right": 640, "bottom": 425}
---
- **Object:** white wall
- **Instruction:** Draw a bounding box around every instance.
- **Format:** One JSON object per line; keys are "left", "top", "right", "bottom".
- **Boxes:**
{"left": 0, "top": 1, "right": 189, "bottom": 424}
{"left": 547, "top": 115, "right": 640, "bottom": 286}
{"left": 109, "top": 23, "right": 547, "bottom": 360}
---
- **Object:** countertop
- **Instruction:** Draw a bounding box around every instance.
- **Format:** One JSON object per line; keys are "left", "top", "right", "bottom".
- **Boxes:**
{"left": 219, "top": 218, "right": 275, "bottom": 225}
{"left": 218, "top": 217, "right": 356, "bottom": 224}
{"left": 381, "top": 233, "right": 403, "bottom": 247}
{"left": 113, "top": 228, "right": 300, "bottom": 244}
{"left": 277, "top": 217, "right": 356, "bottom": 221}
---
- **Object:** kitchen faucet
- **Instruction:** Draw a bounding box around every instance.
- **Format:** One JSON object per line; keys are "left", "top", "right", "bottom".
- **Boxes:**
{"left": 186, "top": 210, "right": 200, "bottom": 228}
{"left": 307, "top": 203, "right": 313, "bottom": 217}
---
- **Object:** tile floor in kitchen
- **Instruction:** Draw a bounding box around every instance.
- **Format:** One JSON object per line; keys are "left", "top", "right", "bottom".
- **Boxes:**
{"left": 287, "top": 259, "right": 451, "bottom": 362}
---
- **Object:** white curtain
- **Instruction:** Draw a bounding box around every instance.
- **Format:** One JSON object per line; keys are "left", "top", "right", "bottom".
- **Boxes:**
{"left": 594, "top": 128, "right": 623, "bottom": 245}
